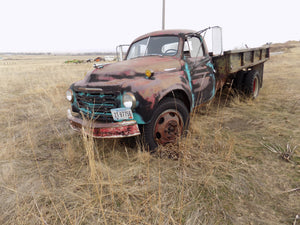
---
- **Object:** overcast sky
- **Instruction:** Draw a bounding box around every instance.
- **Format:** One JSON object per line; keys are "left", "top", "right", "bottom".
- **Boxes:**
{"left": 0, "top": 0, "right": 299, "bottom": 52}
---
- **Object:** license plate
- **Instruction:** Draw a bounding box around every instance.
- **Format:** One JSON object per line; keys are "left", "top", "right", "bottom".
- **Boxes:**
{"left": 111, "top": 108, "right": 134, "bottom": 121}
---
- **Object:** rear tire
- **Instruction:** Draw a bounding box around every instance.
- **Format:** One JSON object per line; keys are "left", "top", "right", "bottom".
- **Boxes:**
{"left": 244, "top": 70, "right": 260, "bottom": 99}
{"left": 232, "top": 71, "right": 246, "bottom": 92}
{"left": 141, "top": 98, "right": 189, "bottom": 151}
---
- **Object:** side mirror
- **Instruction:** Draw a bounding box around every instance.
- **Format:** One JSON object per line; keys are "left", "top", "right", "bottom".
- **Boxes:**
{"left": 212, "top": 26, "right": 223, "bottom": 55}
{"left": 116, "top": 45, "right": 130, "bottom": 61}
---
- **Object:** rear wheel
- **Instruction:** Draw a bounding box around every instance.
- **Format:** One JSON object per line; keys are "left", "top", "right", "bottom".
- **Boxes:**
{"left": 232, "top": 71, "right": 246, "bottom": 92}
{"left": 244, "top": 70, "right": 260, "bottom": 99}
{"left": 142, "top": 98, "right": 189, "bottom": 151}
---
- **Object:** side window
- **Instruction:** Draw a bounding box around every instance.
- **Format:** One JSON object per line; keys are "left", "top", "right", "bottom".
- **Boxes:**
{"left": 184, "top": 37, "right": 205, "bottom": 58}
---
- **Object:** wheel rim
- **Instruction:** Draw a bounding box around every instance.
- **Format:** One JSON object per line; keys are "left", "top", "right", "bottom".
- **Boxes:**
{"left": 154, "top": 109, "right": 184, "bottom": 145}
{"left": 253, "top": 76, "right": 259, "bottom": 98}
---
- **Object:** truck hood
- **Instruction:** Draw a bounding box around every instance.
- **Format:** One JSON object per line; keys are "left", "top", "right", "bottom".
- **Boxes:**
{"left": 76, "top": 56, "right": 182, "bottom": 87}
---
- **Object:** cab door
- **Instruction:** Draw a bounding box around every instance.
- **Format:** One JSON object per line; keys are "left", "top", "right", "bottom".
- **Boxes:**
{"left": 183, "top": 36, "right": 216, "bottom": 107}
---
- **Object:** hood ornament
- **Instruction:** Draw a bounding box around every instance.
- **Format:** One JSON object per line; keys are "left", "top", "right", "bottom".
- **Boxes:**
{"left": 93, "top": 63, "right": 109, "bottom": 69}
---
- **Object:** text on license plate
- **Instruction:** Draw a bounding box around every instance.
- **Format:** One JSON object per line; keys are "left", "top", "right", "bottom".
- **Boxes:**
{"left": 111, "top": 108, "right": 133, "bottom": 121}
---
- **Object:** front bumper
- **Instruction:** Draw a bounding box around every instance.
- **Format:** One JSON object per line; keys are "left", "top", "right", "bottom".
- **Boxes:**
{"left": 67, "top": 109, "right": 140, "bottom": 138}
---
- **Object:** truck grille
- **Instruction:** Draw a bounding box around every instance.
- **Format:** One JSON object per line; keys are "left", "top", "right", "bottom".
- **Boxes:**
{"left": 74, "top": 90, "right": 120, "bottom": 122}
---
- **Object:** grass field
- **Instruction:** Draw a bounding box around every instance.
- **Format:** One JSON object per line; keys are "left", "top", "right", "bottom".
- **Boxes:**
{"left": 0, "top": 43, "right": 299, "bottom": 224}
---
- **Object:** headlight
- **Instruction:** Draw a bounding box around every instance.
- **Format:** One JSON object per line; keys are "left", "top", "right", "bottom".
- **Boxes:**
{"left": 123, "top": 92, "right": 136, "bottom": 109}
{"left": 66, "top": 89, "right": 74, "bottom": 102}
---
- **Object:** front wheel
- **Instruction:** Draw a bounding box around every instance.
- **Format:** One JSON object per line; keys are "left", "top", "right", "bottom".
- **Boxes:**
{"left": 141, "top": 98, "right": 190, "bottom": 151}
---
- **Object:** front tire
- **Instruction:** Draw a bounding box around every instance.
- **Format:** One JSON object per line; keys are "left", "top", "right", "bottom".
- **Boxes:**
{"left": 142, "top": 98, "right": 189, "bottom": 151}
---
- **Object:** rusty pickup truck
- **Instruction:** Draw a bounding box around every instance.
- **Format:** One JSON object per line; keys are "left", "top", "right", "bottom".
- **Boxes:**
{"left": 66, "top": 27, "right": 269, "bottom": 150}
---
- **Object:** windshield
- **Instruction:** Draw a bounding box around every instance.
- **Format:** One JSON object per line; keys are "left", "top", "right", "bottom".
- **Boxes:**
{"left": 126, "top": 35, "right": 179, "bottom": 60}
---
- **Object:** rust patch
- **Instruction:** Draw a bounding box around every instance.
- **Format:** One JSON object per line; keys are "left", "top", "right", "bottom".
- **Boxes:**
{"left": 68, "top": 114, "right": 140, "bottom": 138}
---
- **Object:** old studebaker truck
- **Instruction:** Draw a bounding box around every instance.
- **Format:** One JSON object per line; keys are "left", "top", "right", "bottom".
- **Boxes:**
{"left": 66, "top": 27, "right": 269, "bottom": 150}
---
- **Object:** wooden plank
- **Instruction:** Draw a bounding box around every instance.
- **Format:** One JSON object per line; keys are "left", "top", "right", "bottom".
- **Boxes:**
{"left": 213, "top": 47, "right": 270, "bottom": 75}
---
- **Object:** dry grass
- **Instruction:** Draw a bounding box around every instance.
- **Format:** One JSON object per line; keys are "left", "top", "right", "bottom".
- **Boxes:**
{"left": 0, "top": 44, "right": 299, "bottom": 225}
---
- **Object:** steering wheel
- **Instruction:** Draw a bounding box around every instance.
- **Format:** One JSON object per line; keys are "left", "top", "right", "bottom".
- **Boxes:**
{"left": 163, "top": 49, "right": 177, "bottom": 56}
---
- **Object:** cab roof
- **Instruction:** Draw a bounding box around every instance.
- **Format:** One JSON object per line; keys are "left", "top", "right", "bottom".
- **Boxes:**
{"left": 132, "top": 29, "right": 197, "bottom": 43}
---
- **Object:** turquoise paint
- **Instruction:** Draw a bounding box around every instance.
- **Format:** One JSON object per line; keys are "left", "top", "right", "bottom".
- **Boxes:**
{"left": 206, "top": 61, "right": 214, "bottom": 70}
{"left": 183, "top": 61, "right": 195, "bottom": 109}
{"left": 206, "top": 61, "right": 216, "bottom": 100}
{"left": 116, "top": 95, "right": 122, "bottom": 102}
{"left": 200, "top": 36, "right": 204, "bottom": 43}
{"left": 79, "top": 92, "right": 107, "bottom": 99}
{"left": 79, "top": 107, "right": 112, "bottom": 116}
{"left": 82, "top": 102, "right": 115, "bottom": 107}
{"left": 71, "top": 91, "right": 77, "bottom": 108}
{"left": 72, "top": 91, "right": 118, "bottom": 120}
{"left": 182, "top": 59, "right": 216, "bottom": 109}
{"left": 133, "top": 112, "right": 145, "bottom": 124}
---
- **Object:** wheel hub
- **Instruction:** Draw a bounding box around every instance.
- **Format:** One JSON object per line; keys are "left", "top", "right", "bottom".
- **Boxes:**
{"left": 154, "top": 110, "right": 183, "bottom": 145}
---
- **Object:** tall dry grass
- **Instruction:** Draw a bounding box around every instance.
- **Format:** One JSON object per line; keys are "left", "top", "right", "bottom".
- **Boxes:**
{"left": 0, "top": 45, "right": 299, "bottom": 225}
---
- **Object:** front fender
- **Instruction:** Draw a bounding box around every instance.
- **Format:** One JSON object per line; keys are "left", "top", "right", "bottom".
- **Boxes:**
{"left": 125, "top": 70, "right": 192, "bottom": 124}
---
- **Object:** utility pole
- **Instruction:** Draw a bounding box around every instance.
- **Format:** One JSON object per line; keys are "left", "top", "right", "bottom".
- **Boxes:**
{"left": 162, "top": 0, "right": 165, "bottom": 30}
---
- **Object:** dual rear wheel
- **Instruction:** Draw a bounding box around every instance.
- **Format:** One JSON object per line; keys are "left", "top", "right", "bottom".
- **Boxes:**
{"left": 244, "top": 70, "right": 260, "bottom": 99}
{"left": 233, "top": 70, "right": 261, "bottom": 99}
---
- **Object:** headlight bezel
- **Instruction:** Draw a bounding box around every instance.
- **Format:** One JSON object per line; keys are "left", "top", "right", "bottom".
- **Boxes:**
{"left": 122, "top": 92, "right": 136, "bottom": 109}
{"left": 66, "top": 89, "right": 74, "bottom": 103}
